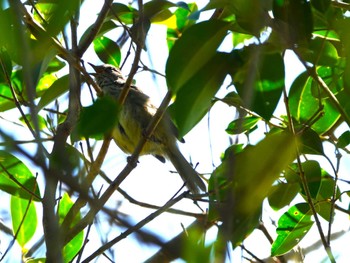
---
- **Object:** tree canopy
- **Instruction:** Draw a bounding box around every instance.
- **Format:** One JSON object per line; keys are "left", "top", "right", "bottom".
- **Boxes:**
{"left": 0, "top": 0, "right": 350, "bottom": 262}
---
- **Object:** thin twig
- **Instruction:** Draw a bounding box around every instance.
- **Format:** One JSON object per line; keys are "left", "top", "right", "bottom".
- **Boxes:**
{"left": 82, "top": 192, "right": 188, "bottom": 262}
{"left": 78, "top": 0, "right": 114, "bottom": 57}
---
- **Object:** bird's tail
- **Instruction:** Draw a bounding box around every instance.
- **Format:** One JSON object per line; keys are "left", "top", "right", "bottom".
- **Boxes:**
{"left": 166, "top": 144, "right": 206, "bottom": 194}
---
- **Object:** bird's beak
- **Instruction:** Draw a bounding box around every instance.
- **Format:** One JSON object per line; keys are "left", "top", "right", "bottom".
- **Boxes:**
{"left": 88, "top": 62, "right": 102, "bottom": 75}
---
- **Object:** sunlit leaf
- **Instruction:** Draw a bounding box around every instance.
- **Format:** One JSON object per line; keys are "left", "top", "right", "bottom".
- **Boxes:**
{"left": 93, "top": 36, "right": 121, "bottom": 66}
{"left": 37, "top": 75, "right": 69, "bottom": 111}
{"left": 289, "top": 72, "right": 341, "bottom": 134}
{"left": 19, "top": 114, "right": 48, "bottom": 131}
{"left": 59, "top": 193, "right": 83, "bottom": 263}
{"left": 0, "top": 151, "right": 41, "bottom": 201}
{"left": 271, "top": 203, "right": 314, "bottom": 256}
{"left": 11, "top": 195, "right": 37, "bottom": 247}
{"left": 226, "top": 116, "right": 260, "bottom": 135}
{"left": 35, "top": 0, "right": 81, "bottom": 37}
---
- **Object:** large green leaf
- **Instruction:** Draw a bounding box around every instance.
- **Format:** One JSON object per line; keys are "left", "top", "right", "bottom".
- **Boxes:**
{"left": 235, "top": 50, "right": 285, "bottom": 120}
{"left": 35, "top": 0, "right": 81, "bottom": 37}
{"left": 268, "top": 182, "right": 300, "bottom": 210}
{"left": 59, "top": 193, "right": 84, "bottom": 263}
{"left": 37, "top": 75, "right": 69, "bottom": 111}
{"left": 209, "top": 131, "right": 297, "bottom": 247}
{"left": 169, "top": 52, "right": 230, "bottom": 137}
{"left": 166, "top": 20, "right": 230, "bottom": 94}
{"left": 11, "top": 195, "right": 37, "bottom": 247}
{"left": 271, "top": 203, "right": 314, "bottom": 256}
{"left": 93, "top": 36, "right": 121, "bottom": 66}
{"left": 289, "top": 72, "right": 340, "bottom": 134}
{"left": 0, "top": 151, "right": 41, "bottom": 201}
{"left": 300, "top": 160, "right": 322, "bottom": 199}
{"left": 273, "top": 0, "right": 313, "bottom": 45}
{"left": 75, "top": 96, "right": 119, "bottom": 140}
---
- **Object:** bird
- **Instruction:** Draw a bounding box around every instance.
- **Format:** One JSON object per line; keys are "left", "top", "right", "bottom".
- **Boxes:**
{"left": 89, "top": 63, "right": 206, "bottom": 194}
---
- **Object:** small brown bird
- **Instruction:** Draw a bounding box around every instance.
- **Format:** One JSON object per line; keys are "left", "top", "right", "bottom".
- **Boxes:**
{"left": 89, "top": 63, "right": 206, "bottom": 194}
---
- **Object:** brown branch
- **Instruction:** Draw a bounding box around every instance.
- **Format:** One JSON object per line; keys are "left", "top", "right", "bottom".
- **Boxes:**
{"left": 118, "top": 0, "right": 145, "bottom": 105}
{"left": 81, "top": 191, "right": 188, "bottom": 262}
{"left": 77, "top": 0, "right": 114, "bottom": 57}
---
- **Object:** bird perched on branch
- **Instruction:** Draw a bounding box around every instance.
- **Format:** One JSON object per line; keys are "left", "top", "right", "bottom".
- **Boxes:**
{"left": 89, "top": 63, "right": 206, "bottom": 194}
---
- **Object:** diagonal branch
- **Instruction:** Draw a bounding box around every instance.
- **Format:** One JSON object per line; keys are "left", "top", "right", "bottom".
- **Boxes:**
{"left": 77, "top": 0, "right": 114, "bottom": 57}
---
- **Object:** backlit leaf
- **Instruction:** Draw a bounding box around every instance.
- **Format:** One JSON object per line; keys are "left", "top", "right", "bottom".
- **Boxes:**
{"left": 166, "top": 20, "right": 230, "bottom": 93}
{"left": 93, "top": 36, "right": 121, "bottom": 66}
{"left": 11, "top": 196, "right": 37, "bottom": 247}
{"left": 271, "top": 203, "right": 314, "bottom": 256}
{"left": 0, "top": 151, "right": 41, "bottom": 201}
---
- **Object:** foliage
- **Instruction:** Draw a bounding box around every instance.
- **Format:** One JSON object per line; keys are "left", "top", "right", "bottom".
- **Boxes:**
{"left": 0, "top": 0, "right": 349, "bottom": 262}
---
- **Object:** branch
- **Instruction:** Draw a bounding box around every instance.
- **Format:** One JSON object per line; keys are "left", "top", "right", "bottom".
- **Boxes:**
{"left": 16, "top": 2, "right": 102, "bottom": 95}
{"left": 144, "top": 218, "right": 214, "bottom": 263}
{"left": 77, "top": 0, "right": 114, "bottom": 57}
{"left": 82, "top": 192, "right": 188, "bottom": 262}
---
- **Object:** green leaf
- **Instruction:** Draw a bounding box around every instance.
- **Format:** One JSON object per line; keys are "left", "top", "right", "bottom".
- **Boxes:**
{"left": 220, "top": 91, "right": 244, "bottom": 108}
{"left": 143, "top": 0, "right": 176, "bottom": 22}
{"left": 36, "top": 73, "right": 58, "bottom": 95}
{"left": 337, "top": 130, "right": 350, "bottom": 148}
{"left": 203, "top": 0, "right": 269, "bottom": 35}
{"left": 0, "top": 48, "right": 12, "bottom": 83}
{"left": 209, "top": 131, "right": 297, "bottom": 247}
{"left": 300, "top": 128, "right": 324, "bottom": 155}
{"left": 0, "top": 151, "right": 41, "bottom": 201}
{"left": 93, "top": 36, "right": 121, "bottom": 66}
{"left": 166, "top": 20, "right": 230, "bottom": 93}
{"left": 300, "top": 38, "right": 339, "bottom": 66}
{"left": 79, "top": 20, "right": 117, "bottom": 47}
{"left": 59, "top": 193, "right": 83, "bottom": 262}
{"left": 11, "top": 196, "right": 37, "bottom": 247}
{"left": 37, "top": 75, "right": 69, "bottom": 111}
{"left": 300, "top": 160, "right": 322, "bottom": 199}
{"left": 169, "top": 52, "right": 229, "bottom": 137}
{"left": 19, "top": 114, "right": 48, "bottom": 131}
{"left": 289, "top": 72, "right": 341, "bottom": 134}
{"left": 0, "top": 82, "right": 14, "bottom": 112}
{"left": 226, "top": 116, "right": 260, "bottom": 135}
{"left": 273, "top": 0, "right": 313, "bottom": 45}
{"left": 268, "top": 182, "right": 300, "bottom": 210}
{"left": 35, "top": 0, "right": 81, "bottom": 37}
{"left": 235, "top": 50, "right": 285, "bottom": 120}
{"left": 271, "top": 203, "right": 314, "bottom": 256}
{"left": 166, "top": 3, "right": 198, "bottom": 49}
{"left": 108, "top": 3, "right": 135, "bottom": 24}
{"left": 76, "top": 96, "right": 119, "bottom": 140}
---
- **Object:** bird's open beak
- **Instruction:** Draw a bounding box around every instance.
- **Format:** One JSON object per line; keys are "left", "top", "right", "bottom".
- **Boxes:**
{"left": 88, "top": 62, "right": 102, "bottom": 75}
